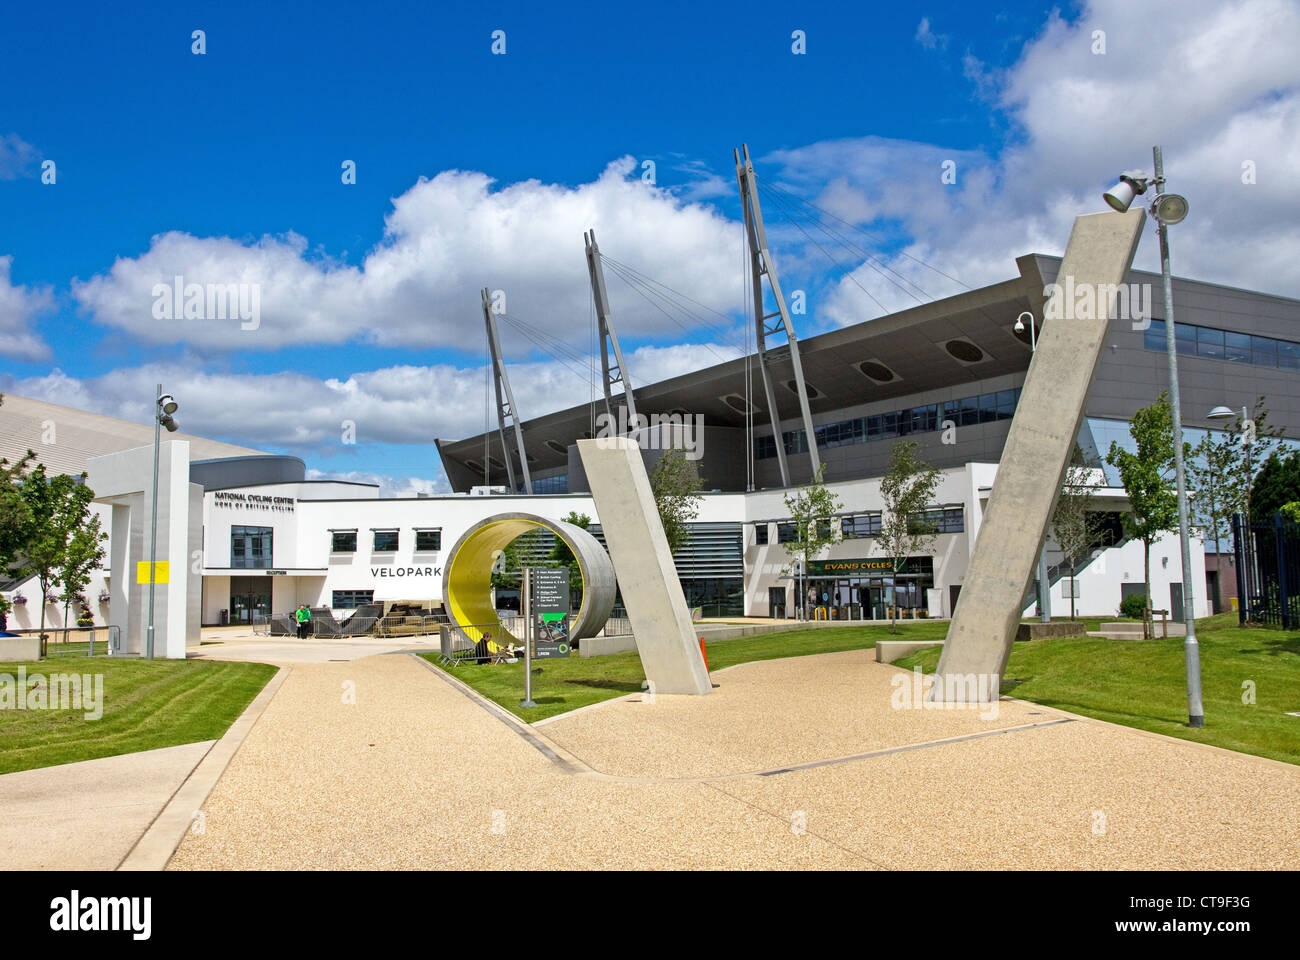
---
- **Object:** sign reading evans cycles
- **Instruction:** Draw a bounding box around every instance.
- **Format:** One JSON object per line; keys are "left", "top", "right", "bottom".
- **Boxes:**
{"left": 803, "top": 557, "right": 926, "bottom": 576}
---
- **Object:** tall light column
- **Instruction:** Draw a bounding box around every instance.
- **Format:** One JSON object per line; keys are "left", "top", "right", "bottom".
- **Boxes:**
{"left": 1152, "top": 146, "right": 1204, "bottom": 727}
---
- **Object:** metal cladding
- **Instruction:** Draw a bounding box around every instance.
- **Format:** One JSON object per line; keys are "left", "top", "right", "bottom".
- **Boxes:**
{"left": 442, "top": 512, "right": 615, "bottom": 644}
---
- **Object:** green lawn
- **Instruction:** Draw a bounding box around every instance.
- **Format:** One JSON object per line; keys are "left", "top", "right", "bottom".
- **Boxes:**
{"left": 424, "top": 621, "right": 945, "bottom": 722}
{"left": 895, "top": 615, "right": 1300, "bottom": 766}
{"left": 0, "top": 656, "right": 277, "bottom": 774}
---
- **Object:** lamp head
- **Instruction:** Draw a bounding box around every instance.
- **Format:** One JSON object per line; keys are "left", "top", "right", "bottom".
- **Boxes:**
{"left": 158, "top": 394, "right": 179, "bottom": 415}
{"left": 1206, "top": 406, "right": 1235, "bottom": 421}
{"left": 159, "top": 414, "right": 179, "bottom": 433}
{"left": 1150, "top": 192, "right": 1189, "bottom": 225}
{"left": 1102, "top": 170, "right": 1151, "bottom": 212}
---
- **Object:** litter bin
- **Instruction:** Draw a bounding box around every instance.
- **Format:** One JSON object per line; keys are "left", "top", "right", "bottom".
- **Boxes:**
{"left": 219, "top": 608, "right": 229, "bottom": 626}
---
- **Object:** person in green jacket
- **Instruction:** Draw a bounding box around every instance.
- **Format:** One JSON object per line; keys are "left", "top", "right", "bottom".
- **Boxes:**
{"left": 295, "top": 604, "right": 312, "bottom": 639}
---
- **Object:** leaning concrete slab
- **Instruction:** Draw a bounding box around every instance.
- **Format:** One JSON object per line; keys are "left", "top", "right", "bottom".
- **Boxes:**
{"left": 577, "top": 437, "right": 711, "bottom": 695}
{"left": 933, "top": 209, "right": 1145, "bottom": 700}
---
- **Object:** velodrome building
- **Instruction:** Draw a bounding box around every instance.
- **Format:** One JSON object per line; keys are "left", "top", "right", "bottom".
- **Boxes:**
{"left": 3, "top": 252, "right": 1298, "bottom": 640}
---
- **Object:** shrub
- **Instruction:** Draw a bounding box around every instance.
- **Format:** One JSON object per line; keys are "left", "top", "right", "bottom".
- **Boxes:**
{"left": 1119, "top": 593, "right": 1149, "bottom": 620}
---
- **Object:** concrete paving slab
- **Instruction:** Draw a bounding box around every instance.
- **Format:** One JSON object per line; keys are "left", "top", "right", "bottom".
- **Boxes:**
{"left": 0, "top": 740, "right": 214, "bottom": 870}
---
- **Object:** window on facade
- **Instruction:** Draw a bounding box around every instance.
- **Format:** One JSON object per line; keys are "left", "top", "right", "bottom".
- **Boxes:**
{"left": 415, "top": 529, "right": 442, "bottom": 551}
{"left": 331, "top": 531, "right": 357, "bottom": 553}
{"left": 755, "top": 523, "right": 769, "bottom": 545}
{"left": 816, "top": 519, "right": 832, "bottom": 539}
{"left": 231, "top": 526, "right": 272, "bottom": 569}
{"left": 332, "top": 590, "right": 374, "bottom": 609}
{"left": 841, "top": 513, "right": 881, "bottom": 538}
{"left": 373, "top": 529, "right": 399, "bottom": 551}
{"left": 777, "top": 522, "right": 798, "bottom": 543}
{"left": 1143, "top": 317, "right": 1300, "bottom": 372}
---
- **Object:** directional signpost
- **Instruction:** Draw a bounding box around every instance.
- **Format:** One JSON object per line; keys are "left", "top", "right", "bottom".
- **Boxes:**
{"left": 520, "top": 567, "right": 571, "bottom": 708}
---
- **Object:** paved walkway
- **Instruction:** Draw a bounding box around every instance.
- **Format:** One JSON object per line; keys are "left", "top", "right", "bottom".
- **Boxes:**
{"left": 0, "top": 740, "right": 215, "bottom": 870}
{"left": 169, "top": 649, "right": 1300, "bottom": 870}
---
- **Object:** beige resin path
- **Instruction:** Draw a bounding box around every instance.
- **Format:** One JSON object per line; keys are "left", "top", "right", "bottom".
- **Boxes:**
{"left": 169, "top": 650, "right": 1300, "bottom": 870}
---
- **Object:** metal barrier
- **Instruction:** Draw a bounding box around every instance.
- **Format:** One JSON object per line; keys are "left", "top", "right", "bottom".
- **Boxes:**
{"left": 598, "top": 616, "right": 633, "bottom": 638}
{"left": 437, "top": 622, "right": 522, "bottom": 668}
{"left": 11, "top": 625, "right": 124, "bottom": 657}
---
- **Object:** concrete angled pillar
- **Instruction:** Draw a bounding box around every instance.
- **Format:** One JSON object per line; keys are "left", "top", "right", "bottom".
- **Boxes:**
{"left": 933, "top": 209, "right": 1146, "bottom": 701}
{"left": 577, "top": 437, "right": 712, "bottom": 696}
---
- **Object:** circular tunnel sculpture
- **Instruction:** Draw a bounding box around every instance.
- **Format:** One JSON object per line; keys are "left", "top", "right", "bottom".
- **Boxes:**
{"left": 442, "top": 513, "right": 616, "bottom": 648}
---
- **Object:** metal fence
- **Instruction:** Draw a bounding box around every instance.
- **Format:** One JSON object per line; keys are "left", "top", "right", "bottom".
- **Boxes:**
{"left": 1233, "top": 511, "right": 1300, "bottom": 629}
{"left": 8, "top": 624, "right": 124, "bottom": 657}
{"left": 438, "top": 621, "right": 524, "bottom": 667}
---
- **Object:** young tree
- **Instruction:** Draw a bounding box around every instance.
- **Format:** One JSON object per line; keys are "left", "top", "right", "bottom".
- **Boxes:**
{"left": 649, "top": 449, "right": 704, "bottom": 556}
{"left": 878, "top": 441, "right": 941, "bottom": 634}
{"left": 0, "top": 394, "right": 37, "bottom": 630}
{"left": 548, "top": 510, "right": 591, "bottom": 599}
{"left": 1189, "top": 398, "right": 1283, "bottom": 612}
{"left": 1106, "top": 392, "right": 1184, "bottom": 637}
{"left": 1251, "top": 449, "right": 1300, "bottom": 519}
{"left": 781, "top": 463, "right": 843, "bottom": 619}
{"left": 1051, "top": 446, "right": 1103, "bottom": 621}
{"left": 14, "top": 467, "right": 101, "bottom": 656}
{"left": 58, "top": 509, "right": 108, "bottom": 643}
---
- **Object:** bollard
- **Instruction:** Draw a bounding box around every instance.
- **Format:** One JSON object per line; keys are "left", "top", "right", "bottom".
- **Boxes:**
{"left": 698, "top": 637, "right": 709, "bottom": 672}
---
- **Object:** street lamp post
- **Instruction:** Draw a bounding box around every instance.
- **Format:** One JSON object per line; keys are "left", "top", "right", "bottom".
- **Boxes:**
{"left": 1208, "top": 404, "right": 1255, "bottom": 616}
{"left": 1016, "top": 311, "right": 1051, "bottom": 624}
{"left": 1104, "top": 147, "right": 1202, "bottom": 726}
{"left": 145, "top": 386, "right": 180, "bottom": 660}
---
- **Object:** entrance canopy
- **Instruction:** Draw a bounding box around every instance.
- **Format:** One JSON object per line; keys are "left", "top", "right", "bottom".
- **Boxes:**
{"left": 442, "top": 513, "right": 615, "bottom": 645}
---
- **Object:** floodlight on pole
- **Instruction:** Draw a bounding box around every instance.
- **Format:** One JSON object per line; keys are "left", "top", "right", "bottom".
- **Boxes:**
{"left": 1206, "top": 406, "right": 1236, "bottom": 421}
{"left": 146, "top": 386, "right": 179, "bottom": 660}
{"left": 1102, "top": 171, "right": 1151, "bottom": 212}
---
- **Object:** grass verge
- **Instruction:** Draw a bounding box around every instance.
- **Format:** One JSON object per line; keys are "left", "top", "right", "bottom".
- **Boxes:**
{"left": 0, "top": 656, "right": 277, "bottom": 774}
{"left": 895, "top": 615, "right": 1300, "bottom": 765}
{"left": 423, "top": 621, "right": 946, "bottom": 722}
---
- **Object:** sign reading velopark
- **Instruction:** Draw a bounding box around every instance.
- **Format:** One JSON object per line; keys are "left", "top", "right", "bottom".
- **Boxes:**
{"left": 529, "top": 567, "right": 571, "bottom": 659}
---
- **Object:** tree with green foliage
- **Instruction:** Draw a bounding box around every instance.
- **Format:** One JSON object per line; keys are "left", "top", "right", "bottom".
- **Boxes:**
{"left": 878, "top": 441, "right": 941, "bottom": 634}
{"left": 58, "top": 508, "right": 107, "bottom": 643}
{"left": 14, "top": 467, "right": 102, "bottom": 656}
{"left": 1051, "top": 446, "right": 1103, "bottom": 622}
{"left": 782, "top": 463, "right": 843, "bottom": 620}
{"left": 0, "top": 395, "right": 38, "bottom": 628}
{"left": 1251, "top": 449, "right": 1300, "bottom": 519}
{"left": 548, "top": 511, "right": 590, "bottom": 601}
{"left": 1189, "top": 397, "right": 1283, "bottom": 612}
{"left": 1106, "top": 392, "right": 1185, "bottom": 638}
{"left": 649, "top": 449, "right": 704, "bottom": 556}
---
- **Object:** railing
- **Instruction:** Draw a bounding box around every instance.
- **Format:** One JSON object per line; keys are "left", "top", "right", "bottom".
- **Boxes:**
{"left": 1234, "top": 511, "right": 1300, "bottom": 629}
{"left": 8, "top": 624, "right": 124, "bottom": 657}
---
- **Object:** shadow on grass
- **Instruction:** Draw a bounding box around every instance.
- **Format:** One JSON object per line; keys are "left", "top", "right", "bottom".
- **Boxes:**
{"left": 559, "top": 679, "right": 644, "bottom": 692}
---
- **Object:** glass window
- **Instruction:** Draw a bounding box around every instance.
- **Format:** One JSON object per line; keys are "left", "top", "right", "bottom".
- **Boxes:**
{"left": 942, "top": 400, "right": 962, "bottom": 426}
{"left": 331, "top": 531, "right": 357, "bottom": 552}
{"left": 978, "top": 393, "right": 999, "bottom": 423}
{"left": 996, "top": 389, "right": 1017, "bottom": 419}
{"left": 373, "top": 529, "right": 399, "bottom": 551}
{"left": 1196, "top": 326, "right": 1224, "bottom": 359}
{"left": 1224, "top": 331, "right": 1251, "bottom": 363}
{"left": 1279, "top": 340, "right": 1300, "bottom": 371}
{"left": 231, "top": 526, "right": 272, "bottom": 569}
{"left": 755, "top": 523, "right": 769, "bottom": 545}
{"left": 881, "top": 412, "right": 900, "bottom": 438}
{"left": 960, "top": 396, "right": 981, "bottom": 427}
{"left": 842, "top": 513, "right": 881, "bottom": 538}
{"left": 1174, "top": 322, "right": 1196, "bottom": 356}
{"left": 777, "top": 522, "right": 798, "bottom": 544}
{"left": 415, "top": 529, "right": 441, "bottom": 551}
{"left": 332, "top": 590, "right": 374, "bottom": 609}
{"left": 816, "top": 520, "right": 832, "bottom": 539}
{"left": 866, "top": 415, "right": 882, "bottom": 439}
{"left": 1144, "top": 318, "right": 1166, "bottom": 351}
{"left": 1251, "top": 336, "right": 1277, "bottom": 367}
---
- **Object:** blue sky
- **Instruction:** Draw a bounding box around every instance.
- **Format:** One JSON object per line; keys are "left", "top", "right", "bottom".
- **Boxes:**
{"left": 2, "top": 0, "right": 1297, "bottom": 491}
